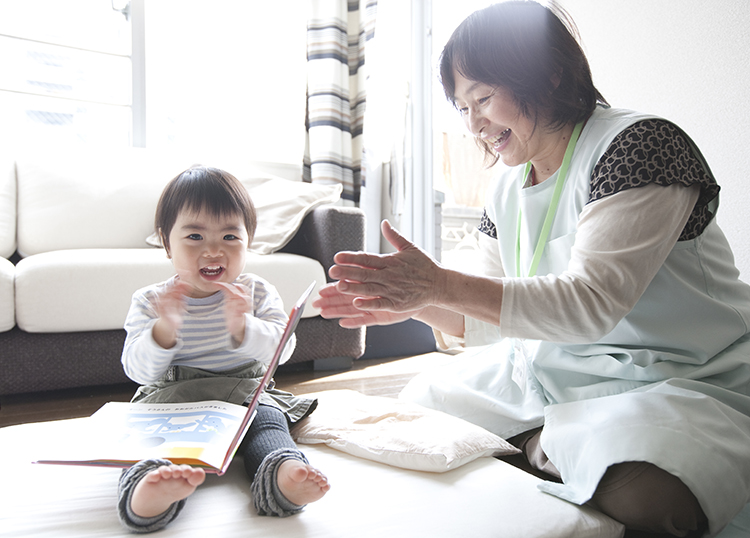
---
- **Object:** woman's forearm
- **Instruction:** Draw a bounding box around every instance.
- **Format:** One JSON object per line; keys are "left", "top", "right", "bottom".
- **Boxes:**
{"left": 409, "top": 267, "right": 504, "bottom": 338}
{"left": 412, "top": 304, "right": 466, "bottom": 338}
{"left": 434, "top": 268, "right": 504, "bottom": 331}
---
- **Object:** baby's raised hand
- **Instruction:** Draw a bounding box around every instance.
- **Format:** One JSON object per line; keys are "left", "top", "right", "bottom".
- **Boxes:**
{"left": 214, "top": 281, "right": 255, "bottom": 346}
{"left": 152, "top": 280, "right": 192, "bottom": 349}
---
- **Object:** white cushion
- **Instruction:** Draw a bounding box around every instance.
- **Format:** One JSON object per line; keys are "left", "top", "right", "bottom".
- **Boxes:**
{"left": 15, "top": 249, "right": 175, "bottom": 332}
{"left": 15, "top": 250, "right": 324, "bottom": 333}
{"left": 147, "top": 176, "right": 342, "bottom": 255}
{"left": 293, "top": 390, "right": 520, "bottom": 472}
{"left": 0, "top": 156, "right": 16, "bottom": 258}
{"left": 16, "top": 147, "right": 340, "bottom": 257}
{"left": 243, "top": 177, "right": 341, "bottom": 254}
{"left": 0, "top": 257, "right": 15, "bottom": 331}
{"left": 16, "top": 148, "right": 175, "bottom": 256}
{"left": 243, "top": 252, "right": 325, "bottom": 317}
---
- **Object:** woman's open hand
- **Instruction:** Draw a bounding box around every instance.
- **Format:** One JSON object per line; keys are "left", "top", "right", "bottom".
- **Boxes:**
{"left": 313, "top": 282, "right": 420, "bottom": 328}
{"left": 314, "top": 220, "right": 445, "bottom": 326}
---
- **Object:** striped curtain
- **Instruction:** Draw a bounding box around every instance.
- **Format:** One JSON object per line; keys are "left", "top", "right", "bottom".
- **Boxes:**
{"left": 303, "top": 0, "right": 377, "bottom": 205}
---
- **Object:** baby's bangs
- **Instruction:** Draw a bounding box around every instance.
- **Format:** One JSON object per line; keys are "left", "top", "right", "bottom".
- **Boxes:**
{"left": 177, "top": 168, "right": 244, "bottom": 218}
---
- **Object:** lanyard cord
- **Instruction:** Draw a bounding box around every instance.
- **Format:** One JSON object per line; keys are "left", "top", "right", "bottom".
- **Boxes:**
{"left": 515, "top": 121, "right": 584, "bottom": 278}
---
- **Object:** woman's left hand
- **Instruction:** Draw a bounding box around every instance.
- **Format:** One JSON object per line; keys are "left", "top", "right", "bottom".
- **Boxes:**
{"left": 327, "top": 220, "right": 445, "bottom": 314}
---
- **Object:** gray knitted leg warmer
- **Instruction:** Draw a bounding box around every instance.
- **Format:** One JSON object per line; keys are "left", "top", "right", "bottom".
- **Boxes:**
{"left": 250, "top": 447, "right": 309, "bottom": 517}
{"left": 118, "top": 459, "right": 186, "bottom": 533}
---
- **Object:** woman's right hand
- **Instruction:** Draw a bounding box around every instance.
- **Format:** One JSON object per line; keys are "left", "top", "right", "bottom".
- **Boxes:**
{"left": 328, "top": 220, "right": 445, "bottom": 311}
{"left": 313, "top": 282, "right": 421, "bottom": 328}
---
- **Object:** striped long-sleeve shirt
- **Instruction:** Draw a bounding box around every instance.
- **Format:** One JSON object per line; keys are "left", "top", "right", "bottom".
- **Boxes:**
{"left": 121, "top": 273, "right": 294, "bottom": 385}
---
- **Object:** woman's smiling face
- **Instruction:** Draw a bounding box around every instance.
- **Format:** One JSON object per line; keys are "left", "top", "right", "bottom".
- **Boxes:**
{"left": 452, "top": 69, "right": 541, "bottom": 169}
{"left": 166, "top": 207, "right": 248, "bottom": 298}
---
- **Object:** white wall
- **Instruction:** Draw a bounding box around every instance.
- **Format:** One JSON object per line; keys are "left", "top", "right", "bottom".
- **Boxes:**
{"left": 562, "top": 0, "right": 750, "bottom": 280}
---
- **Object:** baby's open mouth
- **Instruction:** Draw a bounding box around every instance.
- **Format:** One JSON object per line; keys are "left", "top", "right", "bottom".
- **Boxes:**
{"left": 200, "top": 265, "right": 224, "bottom": 277}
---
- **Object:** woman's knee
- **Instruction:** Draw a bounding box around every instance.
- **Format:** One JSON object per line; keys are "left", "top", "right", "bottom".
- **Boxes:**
{"left": 591, "top": 462, "right": 707, "bottom": 537}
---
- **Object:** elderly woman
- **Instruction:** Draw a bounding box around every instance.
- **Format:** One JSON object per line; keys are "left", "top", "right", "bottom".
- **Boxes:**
{"left": 313, "top": 1, "right": 750, "bottom": 537}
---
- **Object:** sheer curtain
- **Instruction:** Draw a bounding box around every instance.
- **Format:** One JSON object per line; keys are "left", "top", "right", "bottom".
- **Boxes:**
{"left": 359, "top": 0, "right": 411, "bottom": 253}
{"left": 303, "top": 0, "right": 377, "bottom": 205}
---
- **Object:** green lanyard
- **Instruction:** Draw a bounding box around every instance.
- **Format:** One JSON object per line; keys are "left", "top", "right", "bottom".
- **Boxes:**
{"left": 515, "top": 121, "right": 584, "bottom": 278}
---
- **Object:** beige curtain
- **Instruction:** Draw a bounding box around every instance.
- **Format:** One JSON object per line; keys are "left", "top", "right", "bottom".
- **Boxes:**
{"left": 303, "top": 0, "right": 377, "bottom": 205}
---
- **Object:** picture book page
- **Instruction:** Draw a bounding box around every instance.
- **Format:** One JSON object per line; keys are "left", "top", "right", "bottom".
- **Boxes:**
{"left": 37, "top": 400, "right": 251, "bottom": 471}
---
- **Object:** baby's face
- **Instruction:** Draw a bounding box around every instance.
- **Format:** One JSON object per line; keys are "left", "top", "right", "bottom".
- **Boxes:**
{"left": 167, "top": 208, "right": 248, "bottom": 298}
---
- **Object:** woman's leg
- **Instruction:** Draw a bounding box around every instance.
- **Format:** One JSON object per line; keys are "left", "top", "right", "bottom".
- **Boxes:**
{"left": 504, "top": 427, "right": 562, "bottom": 481}
{"left": 591, "top": 462, "right": 707, "bottom": 537}
{"left": 506, "top": 428, "right": 707, "bottom": 537}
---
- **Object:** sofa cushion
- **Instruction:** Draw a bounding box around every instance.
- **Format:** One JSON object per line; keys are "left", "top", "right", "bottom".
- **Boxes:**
{"left": 16, "top": 148, "right": 341, "bottom": 257}
{"left": 147, "top": 175, "right": 342, "bottom": 255}
{"left": 0, "top": 156, "right": 15, "bottom": 258}
{"left": 15, "top": 250, "right": 324, "bottom": 333}
{"left": 242, "top": 177, "right": 341, "bottom": 254}
{"left": 16, "top": 149, "right": 173, "bottom": 257}
{"left": 0, "top": 257, "right": 14, "bottom": 331}
{"left": 247, "top": 252, "right": 324, "bottom": 318}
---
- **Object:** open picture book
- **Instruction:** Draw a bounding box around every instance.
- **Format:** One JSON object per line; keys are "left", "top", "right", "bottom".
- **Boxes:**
{"left": 34, "top": 281, "right": 316, "bottom": 476}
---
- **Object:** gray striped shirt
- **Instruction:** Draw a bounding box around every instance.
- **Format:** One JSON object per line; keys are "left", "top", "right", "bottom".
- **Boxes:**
{"left": 121, "top": 274, "right": 293, "bottom": 384}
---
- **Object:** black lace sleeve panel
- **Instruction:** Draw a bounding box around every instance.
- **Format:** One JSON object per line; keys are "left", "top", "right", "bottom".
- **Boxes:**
{"left": 478, "top": 209, "right": 498, "bottom": 239}
{"left": 589, "top": 119, "right": 720, "bottom": 241}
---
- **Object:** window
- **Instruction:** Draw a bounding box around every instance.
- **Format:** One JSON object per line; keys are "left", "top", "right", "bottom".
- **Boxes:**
{"left": 431, "top": 0, "right": 505, "bottom": 270}
{"left": 0, "top": 1, "right": 307, "bottom": 166}
{"left": 0, "top": 0, "right": 133, "bottom": 147}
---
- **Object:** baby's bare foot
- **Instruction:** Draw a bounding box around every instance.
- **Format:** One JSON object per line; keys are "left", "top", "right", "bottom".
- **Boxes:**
{"left": 277, "top": 459, "right": 330, "bottom": 507}
{"left": 130, "top": 464, "right": 206, "bottom": 518}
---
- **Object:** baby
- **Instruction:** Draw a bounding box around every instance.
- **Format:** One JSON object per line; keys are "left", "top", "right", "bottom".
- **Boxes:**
{"left": 118, "top": 165, "right": 328, "bottom": 532}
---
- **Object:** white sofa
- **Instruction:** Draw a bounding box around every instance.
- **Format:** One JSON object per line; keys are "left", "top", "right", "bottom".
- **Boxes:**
{"left": 0, "top": 147, "right": 365, "bottom": 395}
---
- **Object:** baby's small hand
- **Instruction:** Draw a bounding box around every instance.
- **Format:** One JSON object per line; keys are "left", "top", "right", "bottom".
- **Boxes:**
{"left": 214, "top": 281, "right": 255, "bottom": 346}
{"left": 152, "top": 280, "right": 191, "bottom": 348}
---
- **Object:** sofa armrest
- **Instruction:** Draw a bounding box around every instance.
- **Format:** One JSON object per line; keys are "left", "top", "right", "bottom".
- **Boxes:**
{"left": 280, "top": 206, "right": 365, "bottom": 282}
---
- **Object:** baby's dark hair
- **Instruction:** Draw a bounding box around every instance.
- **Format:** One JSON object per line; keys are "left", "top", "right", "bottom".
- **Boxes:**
{"left": 155, "top": 165, "right": 257, "bottom": 251}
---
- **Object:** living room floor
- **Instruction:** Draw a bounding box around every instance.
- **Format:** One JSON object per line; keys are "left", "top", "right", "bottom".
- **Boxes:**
{"left": 0, "top": 352, "right": 458, "bottom": 428}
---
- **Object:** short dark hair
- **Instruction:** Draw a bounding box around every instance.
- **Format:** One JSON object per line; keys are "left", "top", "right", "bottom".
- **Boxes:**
{"left": 439, "top": 0, "right": 608, "bottom": 164}
{"left": 155, "top": 165, "right": 257, "bottom": 251}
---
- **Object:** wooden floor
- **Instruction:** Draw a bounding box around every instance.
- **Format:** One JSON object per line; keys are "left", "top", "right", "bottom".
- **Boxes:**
{"left": 0, "top": 352, "right": 459, "bottom": 428}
